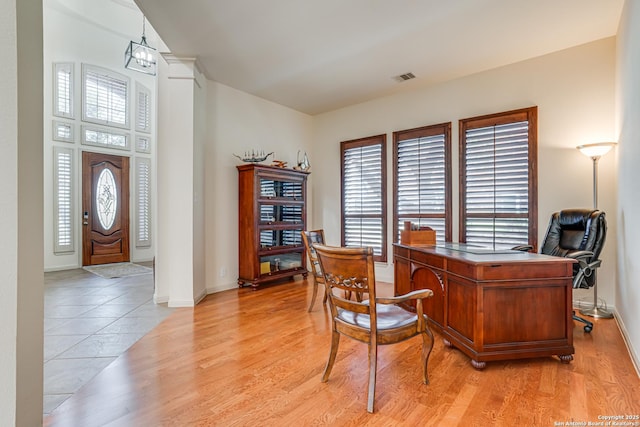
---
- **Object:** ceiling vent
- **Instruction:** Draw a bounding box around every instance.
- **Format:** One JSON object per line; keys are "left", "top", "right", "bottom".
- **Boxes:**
{"left": 393, "top": 72, "right": 416, "bottom": 83}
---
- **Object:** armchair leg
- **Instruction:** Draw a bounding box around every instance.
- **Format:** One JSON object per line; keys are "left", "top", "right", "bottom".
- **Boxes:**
{"left": 421, "top": 319, "right": 435, "bottom": 385}
{"left": 307, "top": 278, "right": 319, "bottom": 312}
{"left": 322, "top": 330, "right": 340, "bottom": 382}
{"left": 367, "top": 343, "right": 378, "bottom": 413}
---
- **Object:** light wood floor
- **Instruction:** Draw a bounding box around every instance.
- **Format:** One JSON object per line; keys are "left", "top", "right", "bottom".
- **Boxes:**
{"left": 44, "top": 278, "right": 640, "bottom": 427}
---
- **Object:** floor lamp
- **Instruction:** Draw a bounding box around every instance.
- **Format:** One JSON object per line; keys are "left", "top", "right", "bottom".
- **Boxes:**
{"left": 576, "top": 142, "right": 616, "bottom": 319}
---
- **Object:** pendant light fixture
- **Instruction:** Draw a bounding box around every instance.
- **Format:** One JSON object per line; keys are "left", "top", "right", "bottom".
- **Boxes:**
{"left": 125, "top": 15, "right": 157, "bottom": 76}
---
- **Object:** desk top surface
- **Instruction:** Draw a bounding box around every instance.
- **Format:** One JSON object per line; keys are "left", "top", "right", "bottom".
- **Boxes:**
{"left": 394, "top": 242, "right": 574, "bottom": 265}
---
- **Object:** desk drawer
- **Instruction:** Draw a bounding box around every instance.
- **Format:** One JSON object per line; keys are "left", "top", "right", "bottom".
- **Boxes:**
{"left": 478, "top": 261, "right": 573, "bottom": 281}
{"left": 411, "top": 250, "right": 444, "bottom": 269}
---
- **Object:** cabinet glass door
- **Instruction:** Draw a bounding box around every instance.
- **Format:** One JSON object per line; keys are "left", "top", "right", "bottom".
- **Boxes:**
{"left": 259, "top": 252, "right": 303, "bottom": 275}
{"left": 260, "top": 178, "right": 303, "bottom": 200}
{"left": 260, "top": 204, "right": 303, "bottom": 225}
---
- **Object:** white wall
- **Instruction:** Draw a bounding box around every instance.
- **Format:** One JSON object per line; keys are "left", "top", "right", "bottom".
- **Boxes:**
{"left": 204, "top": 82, "right": 313, "bottom": 292}
{"left": 1, "top": 0, "right": 44, "bottom": 425}
{"left": 312, "top": 37, "right": 618, "bottom": 307}
{"left": 155, "top": 54, "right": 208, "bottom": 306}
{"left": 43, "top": 0, "right": 158, "bottom": 270}
{"left": 616, "top": 0, "right": 640, "bottom": 372}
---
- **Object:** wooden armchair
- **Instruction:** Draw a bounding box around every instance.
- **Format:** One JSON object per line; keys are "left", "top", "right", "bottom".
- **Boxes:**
{"left": 313, "top": 244, "right": 435, "bottom": 413}
{"left": 301, "top": 230, "right": 328, "bottom": 312}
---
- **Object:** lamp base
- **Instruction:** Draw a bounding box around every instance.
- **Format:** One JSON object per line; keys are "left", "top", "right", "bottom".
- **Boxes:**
{"left": 579, "top": 305, "right": 614, "bottom": 319}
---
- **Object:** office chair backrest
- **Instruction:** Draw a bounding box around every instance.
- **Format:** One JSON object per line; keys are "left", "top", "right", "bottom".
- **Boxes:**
{"left": 540, "top": 209, "right": 607, "bottom": 285}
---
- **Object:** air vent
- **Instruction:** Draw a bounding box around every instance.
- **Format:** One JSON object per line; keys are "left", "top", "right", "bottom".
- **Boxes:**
{"left": 393, "top": 72, "right": 416, "bottom": 83}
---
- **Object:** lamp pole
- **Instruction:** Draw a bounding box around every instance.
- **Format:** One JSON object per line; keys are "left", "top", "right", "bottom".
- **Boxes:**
{"left": 576, "top": 142, "right": 616, "bottom": 319}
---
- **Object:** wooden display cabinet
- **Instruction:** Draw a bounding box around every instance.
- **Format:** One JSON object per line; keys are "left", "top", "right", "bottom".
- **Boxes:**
{"left": 237, "top": 164, "right": 309, "bottom": 288}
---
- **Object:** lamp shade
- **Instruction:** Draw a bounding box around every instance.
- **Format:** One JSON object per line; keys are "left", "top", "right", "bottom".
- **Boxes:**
{"left": 576, "top": 142, "right": 616, "bottom": 158}
{"left": 125, "top": 37, "right": 157, "bottom": 76}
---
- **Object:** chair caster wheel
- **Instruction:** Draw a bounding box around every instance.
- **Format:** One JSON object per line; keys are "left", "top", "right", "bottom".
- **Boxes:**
{"left": 584, "top": 325, "right": 592, "bottom": 333}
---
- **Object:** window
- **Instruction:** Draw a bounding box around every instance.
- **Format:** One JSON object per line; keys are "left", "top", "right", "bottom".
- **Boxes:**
{"left": 53, "top": 147, "right": 74, "bottom": 253}
{"left": 341, "top": 135, "right": 387, "bottom": 262}
{"left": 82, "top": 64, "right": 130, "bottom": 129}
{"left": 52, "top": 120, "right": 74, "bottom": 143}
{"left": 136, "top": 158, "right": 152, "bottom": 247}
{"left": 81, "top": 125, "right": 130, "bottom": 150}
{"left": 53, "top": 63, "right": 74, "bottom": 119}
{"left": 135, "top": 135, "right": 151, "bottom": 153}
{"left": 393, "top": 123, "right": 452, "bottom": 243}
{"left": 135, "top": 82, "right": 152, "bottom": 133}
{"left": 459, "top": 107, "right": 538, "bottom": 249}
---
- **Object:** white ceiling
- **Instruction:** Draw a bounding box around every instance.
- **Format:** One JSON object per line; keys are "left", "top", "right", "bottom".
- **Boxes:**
{"left": 134, "top": 0, "right": 623, "bottom": 115}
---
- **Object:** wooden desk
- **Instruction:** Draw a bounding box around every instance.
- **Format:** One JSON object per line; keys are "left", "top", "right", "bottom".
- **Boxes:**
{"left": 393, "top": 243, "right": 575, "bottom": 369}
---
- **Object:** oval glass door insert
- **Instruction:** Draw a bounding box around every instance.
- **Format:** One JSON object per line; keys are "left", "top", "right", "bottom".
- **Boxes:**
{"left": 96, "top": 168, "right": 117, "bottom": 230}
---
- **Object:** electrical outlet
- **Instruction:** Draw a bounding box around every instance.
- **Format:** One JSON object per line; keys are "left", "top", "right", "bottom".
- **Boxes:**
{"left": 219, "top": 267, "right": 227, "bottom": 278}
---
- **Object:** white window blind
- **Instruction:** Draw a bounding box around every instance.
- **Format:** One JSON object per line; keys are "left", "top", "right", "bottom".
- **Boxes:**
{"left": 53, "top": 63, "right": 74, "bottom": 118}
{"left": 82, "top": 64, "right": 130, "bottom": 129}
{"left": 53, "top": 147, "right": 74, "bottom": 253}
{"left": 136, "top": 158, "right": 151, "bottom": 247}
{"left": 135, "top": 83, "right": 151, "bottom": 133}
{"left": 461, "top": 108, "right": 537, "bottom": 249}
{"left": 395, "top": 124, "right": 450, "bottom": 243}
{"left": 341, "top": 136, "right": 386, "bottom": 261}
{"left": 53, "top": 120, "right": 74, "bottom": 143}
{"left": 136, "top": 135, "right": 151, "bottom": 153}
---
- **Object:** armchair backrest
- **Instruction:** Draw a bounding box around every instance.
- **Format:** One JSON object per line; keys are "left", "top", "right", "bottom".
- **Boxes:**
{"left": 313, "top": 244, "right": 377, "bottom": 330}
{"left": 540, "top": 209, "right": 607, "bottom": 285}
{"left": 301, "top": 230, "right": 325, "bottom": 280}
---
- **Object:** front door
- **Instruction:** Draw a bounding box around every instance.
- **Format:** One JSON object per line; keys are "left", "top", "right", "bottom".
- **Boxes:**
{"left": 82, "top": 152, "right": 130, "bottom": 266}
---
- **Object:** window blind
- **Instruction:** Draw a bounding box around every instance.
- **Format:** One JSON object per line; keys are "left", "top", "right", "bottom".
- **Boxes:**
{"left": 136, "top": 83, "right": 151, "bottom": 133}
{"left": 341, "top": 136, "right": 386, "bottom": 261}
{"left": 54, "top": 63, "right": 74, "bottom": 118}
{"left": 82, "top": 64, "right": 129, "bottom": 129}
{"left": 54, "top": 147, "right": 74, "bottom": 253}
{"left": 461, "top": 108, "right": 537, "bottom": 249}
{"left": 136, "top": 158, "right": 151, "bottom": 247}
{"left": 394, "top": 124, "right": 451, "bottom": 243}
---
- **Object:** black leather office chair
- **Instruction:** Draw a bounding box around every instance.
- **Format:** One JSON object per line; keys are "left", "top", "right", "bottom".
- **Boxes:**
{"left": 515, "top": 209, "right": 607, "bottom": 333}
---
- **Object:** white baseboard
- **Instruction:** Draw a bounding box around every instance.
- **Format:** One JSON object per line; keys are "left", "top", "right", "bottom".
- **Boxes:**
{"left": 153, "top": 294, "right": 169, "bottom": 304}
{"left": 206, "top": 282, "right": 238, "bottom": 295}
{"left": 168, "top": 299, "right": 196, "bottom": 308}
{"left": 44, "top": 264, "right": 81, "bottom": 272}
{"left": 614, "top": 309, "right": 640, "bottom": 377}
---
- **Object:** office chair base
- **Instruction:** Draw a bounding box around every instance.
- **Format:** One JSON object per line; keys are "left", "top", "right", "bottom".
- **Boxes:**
{"left": 579, "top": 305, "right": 614, "bottom": 319}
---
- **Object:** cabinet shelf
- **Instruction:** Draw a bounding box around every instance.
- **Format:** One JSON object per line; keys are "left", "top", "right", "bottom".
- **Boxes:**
{"left": 237, "top": 164, "right": 309, "bottom": 288}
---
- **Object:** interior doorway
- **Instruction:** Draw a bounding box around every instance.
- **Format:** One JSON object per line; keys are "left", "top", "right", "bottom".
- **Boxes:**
{"left": 82, "top": 151, "right": 130, "bottom": 266}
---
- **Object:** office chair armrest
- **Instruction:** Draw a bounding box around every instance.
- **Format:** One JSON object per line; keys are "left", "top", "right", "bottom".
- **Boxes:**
{"left": 511, "top": 245, "right": 534, "bottom": 252}
{"left": 565, "top": 250, "right": 594, "bottom": 261}
{"left": 376, "top": 289, "right": 434, "bottom": 305}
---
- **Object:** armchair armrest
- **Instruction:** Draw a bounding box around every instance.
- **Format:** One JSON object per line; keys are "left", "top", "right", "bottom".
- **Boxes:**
{"left": 376, "top": 289, "right": 433, "bottom": 305}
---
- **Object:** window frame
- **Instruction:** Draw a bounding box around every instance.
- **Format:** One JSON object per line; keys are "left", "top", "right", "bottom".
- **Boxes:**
{"left": 135, "top": 82, "right": 152, "bottom": 133}
{"left": 340, "top": 134, "right": 387, "bottom": 263}
{"left": 53, "top": 146, "right": 75, "bottom": 254}
{"left": 53, "top": 62, "right": 74, "bottom": 119}
{"left": 81, "top": 125, "right": 130, "bottom": 151}
{"left": 459, "top": 106, "right": 538, "bottom": 250}
{"left": 393, "top": 123, "right": 452, "bottom": 243}
{"left": 81, "top": 63, "right": 130, "bottom": 129}
{"left": 135, "top": 157, "right": 152, "bottom": 248}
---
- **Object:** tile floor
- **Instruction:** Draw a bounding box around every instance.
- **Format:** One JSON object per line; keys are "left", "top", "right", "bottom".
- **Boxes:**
{"left": 43, "top": 263, "right": 175, "bottom": 416}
